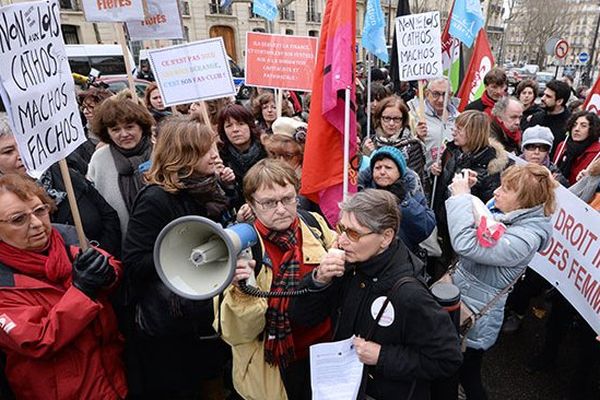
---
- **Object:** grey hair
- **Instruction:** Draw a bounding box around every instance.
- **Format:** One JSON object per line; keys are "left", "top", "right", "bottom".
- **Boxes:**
{"left": 339, "top": 189, "right": 400, "bottom": 234}
{"left": 426, "top": 77, "right": 449, "bottom": 89}
{"left": 0, "top": 114, "right": 13, "bottom": 139}
{"left": 492, "top": 96, "right": 521, "bottom": 117}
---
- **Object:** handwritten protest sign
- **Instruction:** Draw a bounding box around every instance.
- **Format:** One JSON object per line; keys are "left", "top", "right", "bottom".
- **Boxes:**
{"left": 148, "top": 38, "right": 236, "bottom": 106}
{"left": 394, "top": 11, "right": 442, "bottom": 81}
{"left": 245, "top": 32, "right": 318, "bottom": 92}
{"left": 81, "top": 0, "right": 145, "bottom": 22}
{"left": 529, "top": 186, "right": 600, "bottom": 335}
{"left": 0, "top": 0, "right": 85, "bottom": 179}
{"left": 126, "top": 0, "right": 183, "bottom": 41}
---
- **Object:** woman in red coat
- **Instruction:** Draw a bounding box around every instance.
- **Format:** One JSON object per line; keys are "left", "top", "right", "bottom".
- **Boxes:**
{"left": 0, "top": 174, "right": 127, "bottom": 399}
{"left": 554, "top": 111, "right": 600, "bottom": 185}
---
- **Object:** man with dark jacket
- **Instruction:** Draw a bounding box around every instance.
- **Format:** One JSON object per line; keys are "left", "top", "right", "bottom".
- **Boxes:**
{"left": 465, "top": 67, "right": 507, "bottom": 114}
{"left": 490, "top": 96, "right": 524, "bottom": 154}
{"left": 289, "top": 189, "right": 462, "bottom": 400}
{"left": 525, "top": 79, "right": 571, "bottom": 156}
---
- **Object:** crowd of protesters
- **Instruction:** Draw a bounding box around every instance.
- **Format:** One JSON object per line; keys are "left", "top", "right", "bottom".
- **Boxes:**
{"left": 0, "top": 62, "right": 598, "bottom": 400}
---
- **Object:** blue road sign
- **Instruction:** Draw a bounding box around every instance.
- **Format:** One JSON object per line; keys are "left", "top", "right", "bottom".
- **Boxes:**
{"left": 579, "top": 52, "right": 590, "bottom": 63}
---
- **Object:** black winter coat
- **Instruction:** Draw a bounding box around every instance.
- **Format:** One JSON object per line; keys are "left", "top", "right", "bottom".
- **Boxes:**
{"left": 48, "top": 164, "right": 122, "bottom": 257}
{"left": 289, "top": 240, "right": 462, "bottom": 400}
{"left": 525, "top": 108, "right": 571, "bottom": 156}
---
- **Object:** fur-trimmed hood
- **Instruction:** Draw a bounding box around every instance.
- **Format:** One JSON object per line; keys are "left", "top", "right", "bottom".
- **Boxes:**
{"left": 487, "top": 138, "right": 510, "bottom": 175}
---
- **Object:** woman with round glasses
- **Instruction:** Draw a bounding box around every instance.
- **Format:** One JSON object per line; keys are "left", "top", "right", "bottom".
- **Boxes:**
{"left": 217, "top": 158, "right": 335, "bottom": 400}
{"left": 0, "top": 173, "right": 126, "bottom": 399}
{"left": 362, "top": 96, "right": 427, "bottom": 184}
{"left": 289, "top": 189, "right": 462, "bottom": 400}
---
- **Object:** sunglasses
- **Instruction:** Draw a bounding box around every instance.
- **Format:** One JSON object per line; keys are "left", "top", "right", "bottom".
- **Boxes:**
{"left": 336, "top": 223, "right": 375, "bottom": 242}
{"left": 524, "top": 143, "right": 551, "bottom": 152}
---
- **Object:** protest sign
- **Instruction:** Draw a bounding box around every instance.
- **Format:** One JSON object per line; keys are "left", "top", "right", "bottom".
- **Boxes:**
{"left": 81, "top": 0, "right": 145, "bottom": 22}
{"left": 126, "top": 0, "right": 183, "bottom": 41}
{"left": 245, "top": 32, "right": 318, "bottom": 92}
{"left": 148, "top": 38, "right": 236, "bottom": 106}
{"left": 529, "top": 186, "right": 600, "bottom": 335}
{"left": 0, "top": 0, "right": 85, "bottom": 179}
{"left": 394, "top": 11, "right": 443, "bottom": 81}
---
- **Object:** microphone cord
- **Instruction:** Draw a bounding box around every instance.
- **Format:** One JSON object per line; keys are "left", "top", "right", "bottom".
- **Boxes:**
{"left": 238, "top": 280, "right": 310, "bottom": 298}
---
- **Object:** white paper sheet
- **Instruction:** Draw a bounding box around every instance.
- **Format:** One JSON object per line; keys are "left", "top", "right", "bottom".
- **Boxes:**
{"left": 310, "top": 336, "right": 364, "bottom": 400}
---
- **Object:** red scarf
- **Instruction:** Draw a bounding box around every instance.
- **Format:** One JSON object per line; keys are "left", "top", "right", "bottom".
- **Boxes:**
{"left": 481, "top": 91, "right": 496, "bottom": 115}
{"left": 492, "top": 115, "right": 522, "bottom": 147}
{"left": 0, "top": 228, "right": 72, "bottom": 289}
{"left": 255, "top": 218, "right": 302, "bottom": 368}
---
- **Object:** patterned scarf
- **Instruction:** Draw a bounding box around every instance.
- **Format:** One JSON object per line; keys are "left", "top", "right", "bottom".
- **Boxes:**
{"left": 110, "top": 136, "right": 152, "bottom": 212}
{"left": 256, "top": 217, "right": 302, "bottom": 368}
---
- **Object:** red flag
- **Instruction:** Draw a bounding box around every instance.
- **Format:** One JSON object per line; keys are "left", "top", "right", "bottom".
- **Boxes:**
{"left": 300, "top": 0, "right": 357, "bottom": 226}
{"left": 456, "top": 30, "right": 495, "bottom": 112}
{"left": 584, "top": 75, "right": 600, "bottom": 115}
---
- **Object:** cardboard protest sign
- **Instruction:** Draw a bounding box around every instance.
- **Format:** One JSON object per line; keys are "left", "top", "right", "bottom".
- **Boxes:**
{"left": 148, "top": 38, "right": 236, "bottom": 106}
{"left": 245, "top": 32, "right": 318, "bottom": 92}
{"left": 126, "top": 0, "right": 183, "bottom": 41}
{"left": 529, "top": 186, "right": 600, "bottom": 335}
{"left": 81, "top": 0, "right": 145, "bottom": 22}
{"left": 0, "top": 0, "right": 85, "bottom": 179}
{"left": 394, "top": 11, "right": 442, "bottom": 81}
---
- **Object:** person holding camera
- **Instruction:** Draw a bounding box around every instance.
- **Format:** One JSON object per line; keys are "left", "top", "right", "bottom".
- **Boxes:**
{"left": 445, "top": 164, "right": 556, "bottom": 400}
{"left": 216, "top": 159, "right": 335, "bottom": 400}
{"left": 289, "top": 189, "right": 462, "bottom": 400}
{"left": 0, "top": 174, "right": 126, "bottom": 399}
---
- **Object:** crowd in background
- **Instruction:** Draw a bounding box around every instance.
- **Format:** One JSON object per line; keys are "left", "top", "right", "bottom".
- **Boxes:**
{"left": 0, "top": 63, "right": 598, "bottom": 400}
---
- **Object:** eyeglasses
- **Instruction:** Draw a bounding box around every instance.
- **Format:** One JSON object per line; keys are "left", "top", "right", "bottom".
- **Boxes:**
{"left": 253, "top": 195, "right": 298, "bottom": 211}
{"left": 80, "top": 104, "right": 95, "bottom": 112}
{"left": 524, "top": 143, "right": 551, "bottom": 152}
{"left": 0, "top": 204, "right": 50, "bottom": 227}
{"left": 336, "top": 223, "right": 375, "bottom": 242}
{"left": 381, "top": 116, "right": 403, "bottom": 124}
{"left": 428, "top": 91, "right": 447, "bottom": 99}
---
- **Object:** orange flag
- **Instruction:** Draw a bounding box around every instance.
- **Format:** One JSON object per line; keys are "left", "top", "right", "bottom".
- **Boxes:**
{"left": 456, "top": 30, "right": 495, "bottom": 112}
{"left": 300, "top": 0, "right": 357, "bottom": 226}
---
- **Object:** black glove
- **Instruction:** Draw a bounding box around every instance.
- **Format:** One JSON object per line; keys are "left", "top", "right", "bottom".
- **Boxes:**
{"left": 72, "top": 248, "right": 116, "bottom": 299}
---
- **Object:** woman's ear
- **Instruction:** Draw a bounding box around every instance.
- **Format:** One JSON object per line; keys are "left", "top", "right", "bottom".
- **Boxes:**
{"left": 380, "top": 227, "right": 395, "bottom": 249}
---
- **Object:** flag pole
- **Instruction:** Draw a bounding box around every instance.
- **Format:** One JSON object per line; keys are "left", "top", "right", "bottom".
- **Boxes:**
{"left": 430, "top": 75, "right": 451, "bottom": 208}
{"left": 366, "top": 53, "right": 372, "bottom": 139}
{"left": 343, "top": 86, "right": 351, "bottom": 201}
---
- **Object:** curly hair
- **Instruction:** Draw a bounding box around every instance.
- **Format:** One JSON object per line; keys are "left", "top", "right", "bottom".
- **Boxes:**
{"left": 565, "top": 111, "right": 600, "bottom": 142}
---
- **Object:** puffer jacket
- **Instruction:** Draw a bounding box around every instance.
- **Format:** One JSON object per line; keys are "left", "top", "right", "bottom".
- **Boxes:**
{"left": 214, "top": 213, "right": 335, "bottom": 400}
{"left": 358, "top": 168, "right": 436, "bottom": 251}
{"left": 289, "top": 240, "right": 463, "bottom": 400}
{"left": 445, "top": 194, "right": 553, "bottom": 350}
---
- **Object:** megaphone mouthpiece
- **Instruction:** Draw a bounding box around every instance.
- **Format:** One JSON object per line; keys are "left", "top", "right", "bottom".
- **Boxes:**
{"left": 190, "top": 237, "right": 228, "bottom": 266}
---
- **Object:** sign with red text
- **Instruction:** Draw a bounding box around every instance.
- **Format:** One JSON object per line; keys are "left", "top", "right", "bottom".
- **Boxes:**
{"left": 245, "top": 32, "right": 318, "bottom": 92}
{"left": 148, "top": 37, "right": 236, "bottom": 106}
{"left": 529, "top": 186, "right": 600, "bottom": 335}
{"left": 0, "top": 0, "right": 85, "bottom": 179}
{"left": 126, "top": 0, "right": 183, "bottom": 41}
{"left": 81, "top": 0, "right": 145, "bottom": 22}
{"left": 394, "top": 11, "right": 443, "bottom": 81}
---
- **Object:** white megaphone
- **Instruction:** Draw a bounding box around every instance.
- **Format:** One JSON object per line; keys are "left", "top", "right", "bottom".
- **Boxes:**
{"left": 154, "top": 216, "right": 258, "bottom": 300}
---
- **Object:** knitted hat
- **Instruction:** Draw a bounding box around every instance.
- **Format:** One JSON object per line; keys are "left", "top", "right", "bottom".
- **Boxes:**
{"left": 370, "top": 146, "right": 407, "bottom": 177}
{"left": 271, "top": 117, "right": 308, "bottom": 144}
{"left": 521, "top": 125, "right": 554, "bottom": 151}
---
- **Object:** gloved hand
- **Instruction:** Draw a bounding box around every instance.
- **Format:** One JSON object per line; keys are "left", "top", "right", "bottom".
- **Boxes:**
{"left": 72, "top": 248, "right": 116, "bottom": 299}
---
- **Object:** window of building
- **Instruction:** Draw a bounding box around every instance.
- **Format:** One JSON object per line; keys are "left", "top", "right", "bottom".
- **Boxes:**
{"left": 180, "top": 1, "right": 190, "bottom": 16}
{"left": 252, "top": 27, "right": 266, "bottom": 33}
{"left": 285, "top": 29, "right": 294, "bottom": 35}
{"left": 61, "top": 24, "right": 80, "bottom": 44}
{"left": 59, "top": 0, "right": 78, "bottom": 10}
{"left": 308, "top": 30, "right": 319, "bottom": 37}
{"left": 209, "top": 0, "right": 232, "bottom": 15}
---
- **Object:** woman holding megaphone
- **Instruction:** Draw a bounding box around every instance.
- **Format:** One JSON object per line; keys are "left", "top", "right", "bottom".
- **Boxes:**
{"left": 216, "top": 158, "right": 335, "bottom": 400}
{"left": 123, "top": 115, "right": 237, "bottom": 399}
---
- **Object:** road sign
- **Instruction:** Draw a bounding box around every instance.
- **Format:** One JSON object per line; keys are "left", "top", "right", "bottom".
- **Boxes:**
{"left": 578, "top": 51, "right": 590, "bottom": 64}
{"left": 544, "top": 37, "right": 560, "bottom": 56}
{"left": 554, "top": 39, "right": 569, "bottom": 59}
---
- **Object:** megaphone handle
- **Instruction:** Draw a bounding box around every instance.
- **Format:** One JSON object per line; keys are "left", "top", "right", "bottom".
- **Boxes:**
{"left": 239, "top": 248, "right": 258, "bottom": 287}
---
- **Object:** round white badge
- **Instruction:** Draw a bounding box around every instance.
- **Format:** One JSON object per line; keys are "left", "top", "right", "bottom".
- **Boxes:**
{"left": 370, "top": 296, "right": 395, "bottom": 327}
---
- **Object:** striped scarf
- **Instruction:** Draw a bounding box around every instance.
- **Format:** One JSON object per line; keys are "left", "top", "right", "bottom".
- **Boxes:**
{"left": 257, "top": 218, "right": 302, "bottom": 368}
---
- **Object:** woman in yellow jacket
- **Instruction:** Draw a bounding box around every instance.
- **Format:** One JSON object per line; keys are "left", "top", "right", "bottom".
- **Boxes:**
{"left": 215, "top": 159, "right": 335, "bottom": 400}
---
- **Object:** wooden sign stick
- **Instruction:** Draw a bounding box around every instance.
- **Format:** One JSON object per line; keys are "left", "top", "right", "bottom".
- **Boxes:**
{"left": 58, "top": 159, "right": 88, "bottom": 250}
